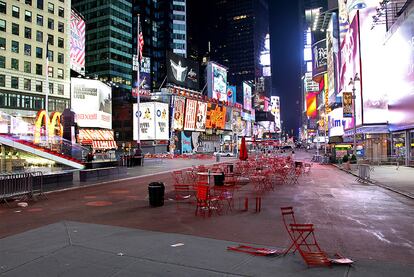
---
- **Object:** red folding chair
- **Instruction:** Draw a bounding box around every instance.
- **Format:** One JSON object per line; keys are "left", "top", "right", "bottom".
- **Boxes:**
{"left": 195, "top": 185, "right": 223, "bottom": 217}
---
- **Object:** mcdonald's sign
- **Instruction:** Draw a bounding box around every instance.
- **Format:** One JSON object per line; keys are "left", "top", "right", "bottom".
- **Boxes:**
{"left": 34, "top": 110, "right": 63, "bottom": 144}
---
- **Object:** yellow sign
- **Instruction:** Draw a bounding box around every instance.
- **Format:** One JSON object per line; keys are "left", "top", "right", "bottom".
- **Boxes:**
{"left": 34, "top": 110, "right": 63, "bottom": 143}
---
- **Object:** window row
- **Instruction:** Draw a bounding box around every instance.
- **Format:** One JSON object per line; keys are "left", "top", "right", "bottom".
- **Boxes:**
{"left": 0, "top": 1, "right": 65, "bottom": 18}
{"left": 3, "top": 41, "right": 65, "bottom": 61}
{"left": 0, "top": 18, "right": 65, "bottom": 36}
{"left": 0, "top": 92, "right": 69, "bottom": 112}
{"left": 0, "top": 56, "right": 64, "bottom": 79}
{"left": 0, "top": 74, "right": 65, "bottom": 95}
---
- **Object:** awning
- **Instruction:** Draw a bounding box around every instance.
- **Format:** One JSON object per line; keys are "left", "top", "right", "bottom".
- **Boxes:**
{"left": 92, "top": 140, "right": 117, "bottom": 149}
{"left": 344, "top": 125, "right": 389, "bottom": 136}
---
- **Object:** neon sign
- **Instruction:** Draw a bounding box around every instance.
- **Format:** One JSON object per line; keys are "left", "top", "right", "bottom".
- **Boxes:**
{"left": 34, "top": 110, "right": 63, "bottom": 143}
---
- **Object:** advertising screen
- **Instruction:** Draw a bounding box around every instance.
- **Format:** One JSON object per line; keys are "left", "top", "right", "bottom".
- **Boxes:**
{"left": 195, "top": 101, "right": 207, "bottom": 131}
{"left": 312, "top": 39, "right": 327, "bottom": 78}
{"left": 206, "top": 103, "right": 226, "bottom": 130}
{"left": 166, "top": 52, "right": 199, "bottom": 90}
{"left": 224, "top": 107, "right": 233, "bottom": 130}
{"left": 184, "top": 99, "right": 197, "bottom": 131}
{"left": 339, "top": 13, "right": 362, "bottom": 127}
{"left": 326, "top": 13, "right": 339, "bottom": 102}
{"left": 328, "top": 108, "right": 352, "bottom": 137}
{"left": 207, "top": 62, "right": 228, "bottom": 102}
{"left": 70, "top": 10, "right": 85, "bottom": 75}
{"left": 226, "top": 86, "right": 237, "bottom": 104}
{"left": 172, "top": 96, "right": 185, "bottom": 130}
{"left": 133, "top": 102, "right": 156, "bottom": 140}
{"left": 383, "top": 9, "right": 414, "bottom": 130}
{"left": 71, "top": 78, "right": 112, "bottom": 129}
{"left": 154, "top": 103, "right": 169, "bottom": 140}
{"left": 139, "top": 57, "right": 151, "bottom": 94}
{"left": 181, "top": 132, "right": 192, "bottom": 153}
{"left": 306, "top": 92, "right": 317, "bottom": 118}
{"left": 270, "top": 96, "right": 281, "bottom": 132}
{"left": 342, "top": 92, "right": 353, "bottom": 118}
{"left": 243, "top": 82, "right": 252, "bottom": 111}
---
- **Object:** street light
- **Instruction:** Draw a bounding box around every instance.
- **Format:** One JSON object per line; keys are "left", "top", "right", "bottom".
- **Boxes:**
{"left": 348, "top": 73, "right": 360, "bottom": 157}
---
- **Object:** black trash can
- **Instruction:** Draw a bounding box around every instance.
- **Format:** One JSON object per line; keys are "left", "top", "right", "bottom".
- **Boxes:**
{"left": 148, "top": 182, "right": 165, "bottom": 207}
{"left": 213, "top": 173, "right": 225, "bottom": 186}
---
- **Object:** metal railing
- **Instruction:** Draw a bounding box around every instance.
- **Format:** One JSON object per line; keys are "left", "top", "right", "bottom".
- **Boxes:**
{"left": 0, "top": 171, "right": 45, "bottom": 205}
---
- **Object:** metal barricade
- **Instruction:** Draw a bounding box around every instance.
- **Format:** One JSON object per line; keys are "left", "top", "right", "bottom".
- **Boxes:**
{"left": 357, "top": 164, "right": 371, "bottom": 183}
{"left": 0, "top": 173, "right": 33, "bottom": 205}
{"left": 31, "top": 171, "right": 47, "bottom": 200}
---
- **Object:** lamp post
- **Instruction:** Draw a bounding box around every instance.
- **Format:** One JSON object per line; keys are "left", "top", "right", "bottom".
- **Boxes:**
{"left": 349, "top": 73, "right": 360, "bottom": 157}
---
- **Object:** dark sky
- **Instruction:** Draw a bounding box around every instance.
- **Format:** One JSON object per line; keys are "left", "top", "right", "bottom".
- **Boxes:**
{"left": 269, "top": 0, "right": 302, "bottom": 137}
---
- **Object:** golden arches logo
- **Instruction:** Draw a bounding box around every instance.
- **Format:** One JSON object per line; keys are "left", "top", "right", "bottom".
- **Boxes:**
{"left": 34, "top": 110, "right": 63, "bottom": 144}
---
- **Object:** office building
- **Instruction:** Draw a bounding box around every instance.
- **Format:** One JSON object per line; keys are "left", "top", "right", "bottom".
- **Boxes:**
{"left": 0, "top": 0, "right": 71, "bottom": 118}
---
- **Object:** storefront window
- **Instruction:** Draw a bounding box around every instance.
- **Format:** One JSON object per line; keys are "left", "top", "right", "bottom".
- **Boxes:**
{"left": 392, "top": 132, "right": 406, "bottom": 161}
{"left": 410, "top": 131, "right": 414, "bottom": 161}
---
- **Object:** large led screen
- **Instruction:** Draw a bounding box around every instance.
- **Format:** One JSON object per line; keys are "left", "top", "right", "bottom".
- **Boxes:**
{"left": 243, "top": 82, "right": 252, "bottom": 111}
{"left": 206, "top": 103, "right": 226, "bottom": 130}
{"left": 71, "top": 78, "right": 112, "bottom": 129}
{"left": 328, "top": 108, "right": 352, "bottom": 137}
{"left": 195, "top": 101, "right": 207, "bottom": 131}
{"left": 207, "top": 62, "right": 227, "bottom": 102}
{"left": 166, "top": 52, "right": 199, "bottom": 90}
{"left": 306, "top": 93, "right": 317, "bottom": 118}
{"left": 172, "top": 96, "right": 185, "bottom": 130}
{"left": 270, "top": 96, "right": 281, "bottom": 132}
{"left": 70, "top": 10, "right": 85, "bottom": 75}
{"left": 383, "top": 10, "right": 414, "bottom": 130}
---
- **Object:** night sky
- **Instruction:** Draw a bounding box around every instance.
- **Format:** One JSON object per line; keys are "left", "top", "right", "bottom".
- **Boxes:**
{"left": 269, "top": 0, "right": 302, "bottom": 137}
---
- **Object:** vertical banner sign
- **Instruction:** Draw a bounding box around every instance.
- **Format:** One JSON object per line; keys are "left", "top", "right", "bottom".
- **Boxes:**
{"left": 70, "top": 10, "right": 85, "bottom": 75}
{"left": 306, "top": 93, "right": 317, "bottom": 118}
{"left": 181, "top": 132, "right": 192, "bottom": 153}
{"left": 243, "top": 82, "right": 252, "bottom": 111}
{"left": 155, "top": 103, "right": 169, "bottom": 140}
{"left": 172, "top": 96, "right": 185, "bottom": 130}
{"left": 342, "top": 92, "right": 353, "bottom": 118}
{"left": 184, "top": 99, "right": 197, "bottom": 130}
{"left": 195, "top": 101, "right": 207, "bottom": 131}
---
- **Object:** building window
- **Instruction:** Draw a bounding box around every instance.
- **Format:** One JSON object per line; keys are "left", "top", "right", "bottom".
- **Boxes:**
{"left": 0, "top": 37, "right": 5, "bottom": 50}
{"left": 46, "top": 35, "right": 53, "bottom": 46}
{"left": 58, "top": 22, "right": 64, "bottom": 33}
{"left": 58, "top": 37, "right": 64, "bottom": 48}
{"left": 22, "top": 95, "right": 32, "bottom": 109}
{"left": 57, "top": 84, "right": 64, "bottom": 95}
{"left": 58, "top": 6, "right": 64, "bottom": 17}
{"left": 47, "top": 50, "right": 53, "bottom": 61}
{"left": 49, "top": 82, "right": 53, "bottom": 94}
{"left": 36, "top": 31, "right": 43, "bottom": 42}
{"left": 24, "top": 44, "right": 31, "bottom": 56}
{"left": 0, "top": 19, "right": 5, "bottom": 32}
{"left": 57, "top": 68, "right": 64, "bottom": 79}
{"left": 0, "top": 74, "right": 4, "bottom": 87}
{"left": 37, "top": 0, "right": 44, "bottom": 10}
{"left": 48, "top": 2, "right": 54, "bottom": 14}
{"left": 24, "top": 27, "right": 32, "bottom": 39}
{"left": 12, "top": 23, "right": 19, "bottom": 35}
{"left": 25, "top": 10, "right": 32, "bottom": 22}
{"left": 36, "top": 64, "right": 42, "bottom": 75}
{"left": 48, "top": 66, "right": 53, "bottom": 77}
{"left": 36, "top": 80, "right": 42, "bottom": 92}
{"left": 24, "top": 79, "right": 31, "bottom": 91}
{"left": 48, "top": 18, "right": 54, "bottom": 29}
{"left": 11, "top": 77, "right": 18, "bottom": 89}
{"left": 37, "top": 14, "right": 43, "bottom": 26}
{"left": 11, "top": 58, "right": 18, "bottom": 70}
{"left": 0, "top": 56, "right": 5, "bottom": 68}
{"left": 34, "top": 96, "right": 43, "bottom": 110}
{"left": 0, "top": 1, "right": 6, "bottom": 14}
{"left": 9, "top": 94, "right": 20, "bottom": 108}
{"left": 12, "top": 6, "right": 20, "bottom": 18}
{"left": 57, "top": 52, "right": 64, "bottom": 63}
{"left": 36, "top": 47, "right": 43, "bottom": 59}
{"left": 11, "top": 41, "right": 19, "bottom": 53}
{"left": 24, "top": 61, "right": 31, "bottom": 73}
{"left": 25, "top": 0, "right": 33, "bottom": 5}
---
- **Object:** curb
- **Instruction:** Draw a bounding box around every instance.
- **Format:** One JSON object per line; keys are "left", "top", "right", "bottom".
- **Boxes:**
{"left": 333, "top": 164, "right": 414, "bottom": 200}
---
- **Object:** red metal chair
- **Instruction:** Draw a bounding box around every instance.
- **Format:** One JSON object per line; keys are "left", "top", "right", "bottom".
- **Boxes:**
{"left": 195, "top": 185, "right": 222, "bottom": 217}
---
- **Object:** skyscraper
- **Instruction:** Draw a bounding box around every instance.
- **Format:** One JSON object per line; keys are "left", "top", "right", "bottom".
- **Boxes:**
{"left": 0, "top": 0, "right": 72, "bottom": 117}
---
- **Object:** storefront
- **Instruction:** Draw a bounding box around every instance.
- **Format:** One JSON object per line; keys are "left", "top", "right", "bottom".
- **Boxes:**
{"left": 391, "top": 131, "right": 408, "bottom": 165}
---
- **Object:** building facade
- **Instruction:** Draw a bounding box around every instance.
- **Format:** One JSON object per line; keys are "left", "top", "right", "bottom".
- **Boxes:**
{"left": 0, "top": 0, "right": 71, "bottom": 118}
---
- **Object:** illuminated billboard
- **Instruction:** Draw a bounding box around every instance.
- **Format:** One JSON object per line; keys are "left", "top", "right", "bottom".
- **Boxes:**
{"left": 172, "top": 96, "right": 185, "bottom": 130}
{"left": 306, "top": 92, "right": 317, "bottom": 118}
{"left": 243, "top": 82, "right": 252, "bottom": 111}
{"left": 207, "top": 62, "right": 227, "bottom": 102}
{"left": 328, "top": 108, "right": 352, "bottom": 137}
{"left": 184, "top": 99, "right": 197, "bottom": 131}
{"left": 226, "top": 85, "right": 237, "bottom": 104}
{"left": 133, "top": 102, "right": 169, "bottom": 140}
{"left": 70, "top": 10, "right": 85, "bottom": 75}
{"left": 166, "top": 52, "right": 199, "bottom": 90}
{"left": 195, "top": 101, "right": 207, "bottom": 131}
{"left": 139, "top": 57, "right": 151, "bottom": 94}
{"left": 312, "top": 39, "right": 327, "bottom": 78}
{"left": 383, "top": 9, "right": 414, "bottom": 130}
{"left": 206, "top": 103, "right": 226, "bottom": 130}
{"left": 71, "top": 78, "right": 112, "bottom": 129}
{"left": 270, "top": 96, "right": 281, "bottom": 132}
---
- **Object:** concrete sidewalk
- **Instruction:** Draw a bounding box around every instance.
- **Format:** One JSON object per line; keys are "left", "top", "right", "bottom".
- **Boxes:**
{"left": 335, "top": 163, "right": 414, "bottom": 199}
{"left": 1, "top": 221, "right": 412, "bottom": 277}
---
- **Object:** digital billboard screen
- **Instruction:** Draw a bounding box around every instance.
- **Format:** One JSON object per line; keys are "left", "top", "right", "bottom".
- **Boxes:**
{"left": 306, "top": 92, "right": 317, "bottom": 118}
{"left": 154, "top": 103, "right": 169, "bottom": 140}
{"left": 70, "top": 10, "right": 85, "bottom": 75}
{"left": 166, "top": 52, "right": 199, "bottom": 90}
{"left": 243, "top": 82, "right": 252, "bottom": 111}
{"left": 206, "top": 103, "right": 226, "bottom": 130}
{"left": 71, "top": 78, "right": 112, "bottom": 129}
{"left": 226, "top": 85, "right": 237, "bottom": 104}
{"left": 195, "top": 101, "right": 207, "bottom": 131}
{"left": 207, "top": 62, "right": 228, "bottom": 102}
{"left": 312, "top": 39, "right": 327, "bottom": 78}
{"left": 172, "top": 96, "right": 185, "bottom": 130}
{"left": 133, "top": 102, "right": 156, "bottom": 141}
